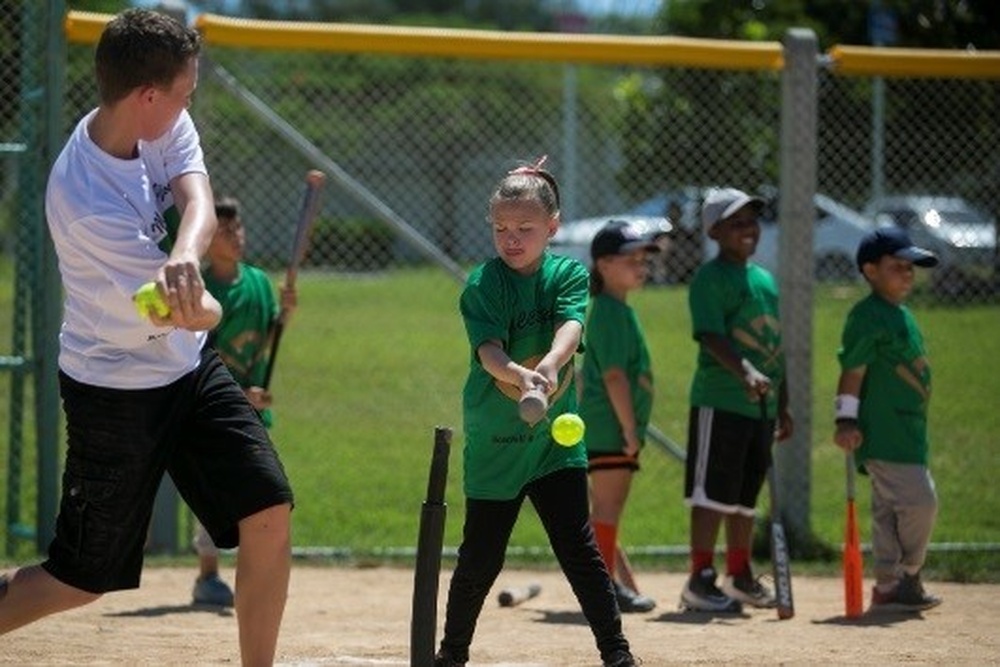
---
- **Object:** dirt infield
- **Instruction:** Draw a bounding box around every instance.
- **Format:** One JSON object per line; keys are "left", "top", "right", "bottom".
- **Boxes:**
{"left": 3, "top": 565, "right": 998, "bottom": 665}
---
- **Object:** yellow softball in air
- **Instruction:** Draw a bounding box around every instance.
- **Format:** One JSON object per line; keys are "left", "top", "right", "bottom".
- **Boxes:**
{"left": 551, "top": 413, "right": 585, "bottom": 447}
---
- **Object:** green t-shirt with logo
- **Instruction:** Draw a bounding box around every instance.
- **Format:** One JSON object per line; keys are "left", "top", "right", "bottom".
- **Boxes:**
{"left": 203, "top": 262, "right": 278, "bottom": 427}
{"left": 460, "top": 253, "right": 589, "bottom": 500}
{"left": 580, "top": 293, "right": 654, "bottom": 453}
{"left": 688, "top": 258, "right": 785, "bottom": 420}
{"left": 838, "top": 292, "right": 931, "bottom": 466}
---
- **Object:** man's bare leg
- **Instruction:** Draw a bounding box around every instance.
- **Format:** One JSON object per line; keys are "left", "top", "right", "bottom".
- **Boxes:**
{"left": 0, "top": 565, "right": 100, "bottom": 635}
{"left": 234, "top": 503, "right": 292, "bottom": 667}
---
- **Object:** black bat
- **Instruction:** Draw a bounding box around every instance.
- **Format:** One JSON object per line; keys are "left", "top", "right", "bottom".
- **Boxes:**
{"left": 762, "top": 396, "right": 794, "bottom": 620}
{"left": 262, "top": 170, "right": 325, "bottom": 390}
{"left": 410, "top": 427, "right": 452, "bottom": 667}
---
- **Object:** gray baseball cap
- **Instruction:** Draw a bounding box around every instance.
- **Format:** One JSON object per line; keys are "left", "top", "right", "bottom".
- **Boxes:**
{"left": 701, "top": 188, "right": 764, "bottom": 233}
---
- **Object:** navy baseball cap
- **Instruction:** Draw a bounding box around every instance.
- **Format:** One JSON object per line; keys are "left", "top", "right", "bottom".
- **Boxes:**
{"left": 856, "top": 226, "right": 939, "bottom": 271}
{"left": 590, "top": 220, "right": 662, "bottom": 261}
{"left": 701, "top": 187, "right": 765, "bottom": 233}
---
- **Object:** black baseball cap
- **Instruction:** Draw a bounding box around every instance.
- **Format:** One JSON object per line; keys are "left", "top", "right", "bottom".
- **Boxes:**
{"left": 856, "top": 226, "right": 939, "bottom": 271}
{"left": 590, "top": 220, "right": 662, "bottom": 261}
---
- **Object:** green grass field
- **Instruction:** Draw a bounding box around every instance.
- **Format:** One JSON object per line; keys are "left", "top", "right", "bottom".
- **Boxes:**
{"left": 2, "top": 263, "right": 998, "bottom": 580}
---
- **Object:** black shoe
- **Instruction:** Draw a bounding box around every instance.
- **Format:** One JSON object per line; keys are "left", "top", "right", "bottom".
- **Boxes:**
{"left": 722, "top": 569, "right": 777, "bottom": 609}
{"left": 679, "top": 567, "right": 742, "bottom": 613}
{"left": 433, "top": 649, "right": 467, "bottom": 667}
{"left": 614, "top": 580, "right": 656, "bottom": 613}
{"left": 895, "top": 572, "right": 942, "bottom": 610}
{"left": 603, "top": 648, "right": 637, "bottom": 667}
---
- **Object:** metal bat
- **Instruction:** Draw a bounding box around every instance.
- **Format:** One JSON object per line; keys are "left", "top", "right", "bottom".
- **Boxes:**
{"left": 762, "top": 396, "right": 794, "bottom": 620}
{"left": 498, "top": 583, "right": 542, "bottom": 608}
{"left": 262, "top": 169, "right": 325, "bottom": 390}
{"left": 844, "top": 451, "right": 864, "bottom": 618}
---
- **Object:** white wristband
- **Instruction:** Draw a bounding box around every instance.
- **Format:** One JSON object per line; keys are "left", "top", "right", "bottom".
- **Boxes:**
{"left": 835, "top": 394, "right": 860, "bottom": 420}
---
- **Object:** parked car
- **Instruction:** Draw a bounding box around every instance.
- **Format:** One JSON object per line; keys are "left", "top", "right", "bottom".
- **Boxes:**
{"left": 862, "top": 195, "right": 997, "bottom": 268}
{"left": 549, "top": 215, "right": 673, "bottom": 282}
{"left": 627, "top": 188, "right": 873, "bottom": 282}
{"left": 756, "top": 192, "right": 873, "bottom": 281}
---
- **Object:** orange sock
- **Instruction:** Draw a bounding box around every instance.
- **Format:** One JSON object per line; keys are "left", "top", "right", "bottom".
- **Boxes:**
{"left": 591, "top": 520, "right": 617, "bottom": 575}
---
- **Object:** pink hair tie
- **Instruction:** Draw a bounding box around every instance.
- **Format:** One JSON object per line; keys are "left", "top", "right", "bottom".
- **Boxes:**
{"left": 508, "top": 155, "right": 548, "bottom": 175}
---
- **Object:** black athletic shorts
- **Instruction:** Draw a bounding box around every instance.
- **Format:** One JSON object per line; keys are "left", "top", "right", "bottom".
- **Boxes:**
{"left": 43, "top": 348, "right": 294, "bottom": 594}
{"left": 587, "top": 450, "right": 641, "bottom": 473}
{"left": 683, "top": 406, "right": 772, "bottom": 515}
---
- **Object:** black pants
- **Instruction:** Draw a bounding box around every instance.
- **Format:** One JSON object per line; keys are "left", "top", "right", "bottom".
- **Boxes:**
{"left": 439, "top": 466, "right": 628, "bottom": 662}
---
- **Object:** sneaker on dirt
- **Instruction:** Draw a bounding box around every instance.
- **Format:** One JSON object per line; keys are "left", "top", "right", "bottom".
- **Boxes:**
{"left": 602, "top": 648, "right": 637, "bottom": 667}
{"left": 192, "top": 573, "right": 234, "bottom": 607}
{"left": 679, "top": 567, "right": 742, "bottom": 613}
{"left": 871, "top": 572, "right": 942, "bottom": 613}
{"left": 722, "top": 570, "right": 777, "bottom": 608}
{"left": 614, "top": 580, "right": 657, "bottom": 613}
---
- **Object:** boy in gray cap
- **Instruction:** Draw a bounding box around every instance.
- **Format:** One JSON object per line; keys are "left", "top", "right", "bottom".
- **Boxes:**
{"left": 680, "top": 188, "right": 793, "bottom": 613}
{"left": 833, "top": 226, "right": 942, "bottom": 612}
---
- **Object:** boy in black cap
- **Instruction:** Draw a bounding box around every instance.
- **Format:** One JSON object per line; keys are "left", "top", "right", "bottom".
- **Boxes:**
{"left": 834, "top": 226, "right": 942, "bottom": 612}
{"left": 581, "top": 221, "right": 662, "bottom": 613}
{"left": 680, "top": 188, "right": 793, "bottom": 613}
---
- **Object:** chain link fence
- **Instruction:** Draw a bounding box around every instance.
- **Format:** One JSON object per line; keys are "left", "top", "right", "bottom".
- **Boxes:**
{"left": 2, "top": 6, "right": 998, "bottom": 556}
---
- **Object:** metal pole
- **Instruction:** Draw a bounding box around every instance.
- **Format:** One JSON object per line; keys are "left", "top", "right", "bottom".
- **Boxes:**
{"left": 28, "top": 0, "right": 66, "bottom": 554}
{"left": 561, "top": 65, "right": 578, "bottom": 222}
{"left": 776, "top": 28, "right": 818, "bottom": 543}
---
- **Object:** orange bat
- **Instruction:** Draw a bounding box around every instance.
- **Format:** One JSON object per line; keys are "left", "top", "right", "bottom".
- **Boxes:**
{"left": 844, "top": 452, "right": 864, "bottom": 618}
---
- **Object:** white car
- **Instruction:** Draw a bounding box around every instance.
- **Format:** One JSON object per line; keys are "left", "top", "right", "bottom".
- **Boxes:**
{"left": 627, "top": 189, "right": 873, "bottom": 281}
{"left": 863, "top": 195, "right": 997, "bottom": 268}
{"left": 549, "top": 215, "right": 673, "bottom": 282}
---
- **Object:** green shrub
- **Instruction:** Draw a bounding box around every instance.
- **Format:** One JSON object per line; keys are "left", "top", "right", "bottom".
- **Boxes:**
{"left": 307, "top": 217, "right": 394, "bottom": 271}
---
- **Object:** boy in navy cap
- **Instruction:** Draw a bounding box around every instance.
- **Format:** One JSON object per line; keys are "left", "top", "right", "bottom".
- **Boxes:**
{"left": 833, "top": 226, "right": 942, "bottom": 612}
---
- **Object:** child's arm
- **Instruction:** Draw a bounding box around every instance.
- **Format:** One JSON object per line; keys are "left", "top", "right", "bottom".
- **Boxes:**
{"left": 833, "top": 367, "right": 866, "bottom": 451}
{"left": 477, "top": 340, "right": 550, "bottom": 394}
{"left": 698, "top": 332, "right": 771, "bottom": 396}
{"left": 602, "top": 367, "right": 641, "bottom": 456}
{"left": 533, "top": 320, "right": 583, "bottom": 393}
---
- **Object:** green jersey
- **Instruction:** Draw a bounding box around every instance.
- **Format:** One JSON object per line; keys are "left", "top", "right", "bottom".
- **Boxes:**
{"left": 838, "top": 292, "right": 931, "bottom": 466}
{"left": 580, "top": 293, "right": 654, "bottom": 453}
{"left": 203, "top": 262, "right": 278, "bottom": 427}
{"left": 460, "top": 253, "right": 589, "bottom": 500}
{"left": 689, "top": 257, "right": 784, "bottom": 420}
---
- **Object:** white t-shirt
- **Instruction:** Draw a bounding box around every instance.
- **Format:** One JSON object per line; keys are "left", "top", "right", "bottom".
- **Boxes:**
{"left": 45, "top": 108, "right": 209, "bottom": 389}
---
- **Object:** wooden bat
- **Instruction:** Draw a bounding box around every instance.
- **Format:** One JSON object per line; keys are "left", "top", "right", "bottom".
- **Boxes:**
{"left": 498, "top": 583, "right": 541, "bottom": 608}
{"left": 518, "top": 386, "right": 548, "bottom": 425}
{"left": 844, "top": 451, "right": 864, "bottom": 618}
{"left": 762, "top": 396, "right": 794, "bottom": 620}
{"left": 262, "top": 169, "right": 325, "bottom": 390}
{"left": 410, "top": 427, "right": 451, "bottom": 666}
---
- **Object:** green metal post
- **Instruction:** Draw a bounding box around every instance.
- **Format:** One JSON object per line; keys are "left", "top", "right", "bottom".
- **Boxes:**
{"left": 34, "top": 0, "right": 66, "bottom": 552}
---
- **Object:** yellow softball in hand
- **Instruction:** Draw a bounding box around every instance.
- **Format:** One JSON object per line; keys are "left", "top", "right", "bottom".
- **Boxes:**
{"left": 134, "top": 282, "right": 170, "bottom": 319}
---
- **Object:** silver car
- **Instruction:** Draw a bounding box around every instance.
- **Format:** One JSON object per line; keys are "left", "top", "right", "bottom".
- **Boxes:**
{"left": 623, "top": 188, "right": 873, "bottom": 282}
{"left": 863, "top": 195, "right": 997, "bottom": 268}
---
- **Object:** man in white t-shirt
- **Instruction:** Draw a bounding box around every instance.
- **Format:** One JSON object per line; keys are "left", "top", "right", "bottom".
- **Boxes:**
{"left": 0, "top": 10, "right": 294, "bottom": 664}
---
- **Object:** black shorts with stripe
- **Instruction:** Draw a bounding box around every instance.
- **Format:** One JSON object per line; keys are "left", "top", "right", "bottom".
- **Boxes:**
{"left": 683, "top": 406, "right": 772, "bottom": 515}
